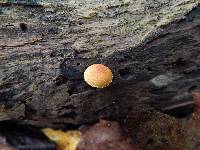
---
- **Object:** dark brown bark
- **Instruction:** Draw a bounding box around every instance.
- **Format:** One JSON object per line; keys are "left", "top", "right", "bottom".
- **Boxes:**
{"left": 0, "top": 1, "right": 199, "bottom": 127}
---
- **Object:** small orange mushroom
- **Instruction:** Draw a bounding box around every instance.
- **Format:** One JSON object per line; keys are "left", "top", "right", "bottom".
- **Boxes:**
{"left": 84, "top": 64, "right": 113, "bottom": 88}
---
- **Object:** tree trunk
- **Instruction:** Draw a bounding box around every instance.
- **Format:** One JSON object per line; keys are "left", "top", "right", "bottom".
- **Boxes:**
{"left": 0, "top": 0, "right": 199, "bottom": 128}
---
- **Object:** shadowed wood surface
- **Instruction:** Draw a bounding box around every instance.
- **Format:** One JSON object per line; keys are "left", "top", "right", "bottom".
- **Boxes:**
{"left": 0, "top": 0, "right": 200, "bottom": 127}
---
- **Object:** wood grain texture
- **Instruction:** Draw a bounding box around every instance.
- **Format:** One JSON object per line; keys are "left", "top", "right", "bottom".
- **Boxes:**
{"left": 0, "top": 1, "right": 199, "bottom": 127}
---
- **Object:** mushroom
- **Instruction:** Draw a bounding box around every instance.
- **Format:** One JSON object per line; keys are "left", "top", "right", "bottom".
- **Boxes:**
{"left": 42, "top": 129, "right": 81, "bottom": 150}
{"left": 84, "top": 64, "right": 113, "bottom": 88}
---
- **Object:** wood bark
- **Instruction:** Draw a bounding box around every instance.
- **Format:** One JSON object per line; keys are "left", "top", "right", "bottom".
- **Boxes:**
{"left": 0, "top": 1, "right": 200, "bottom": 127}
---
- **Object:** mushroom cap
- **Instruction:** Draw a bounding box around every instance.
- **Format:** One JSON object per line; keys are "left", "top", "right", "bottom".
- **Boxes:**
{"left": 84, "top": 64, "right": 113, "bottom": 88}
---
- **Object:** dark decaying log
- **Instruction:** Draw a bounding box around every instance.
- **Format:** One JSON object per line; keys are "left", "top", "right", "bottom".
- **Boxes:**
{"left": 0, "top": 1, "right": 200, "bottom": 127}
{"left": 0, "top": 121, "right": 56, "bottom": 150}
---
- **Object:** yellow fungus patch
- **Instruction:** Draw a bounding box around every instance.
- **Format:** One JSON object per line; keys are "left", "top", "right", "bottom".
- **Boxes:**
{"left": 42, "top": 128, "right": 81, "bottom": 150}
